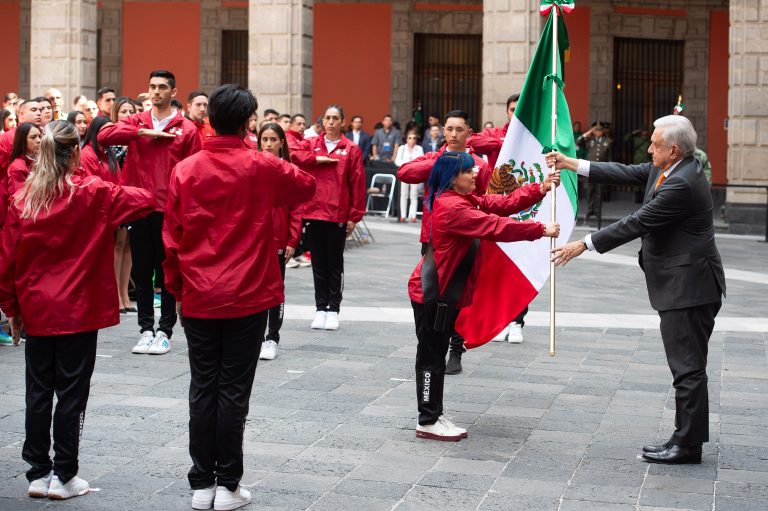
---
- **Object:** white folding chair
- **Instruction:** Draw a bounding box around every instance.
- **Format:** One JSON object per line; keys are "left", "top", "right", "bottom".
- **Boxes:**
{"left": 366, "top": 174, "right": 396, "bottom": 218}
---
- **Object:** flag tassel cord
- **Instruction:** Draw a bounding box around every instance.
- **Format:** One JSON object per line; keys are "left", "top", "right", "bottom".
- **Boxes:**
{"left": 549, "top": 6, "right": 558, "bottom": 357}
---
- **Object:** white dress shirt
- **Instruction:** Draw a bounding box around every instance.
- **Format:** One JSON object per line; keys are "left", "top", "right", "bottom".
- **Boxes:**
{"left": 352, "top": 130, "right": 361, "bottom": 145}
{"left": 579, "top": 158, "right": 683, "bottom": 251}
{"left": 324, "top": 136, "right": 341, "bottom": 154}
{"left": 151, "top": 109, "right": 178, "bottom": 131}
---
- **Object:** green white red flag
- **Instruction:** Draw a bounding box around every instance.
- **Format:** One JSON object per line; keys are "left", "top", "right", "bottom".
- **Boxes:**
{"left": 455, "top": 6, "right": 579, "bottom": 348}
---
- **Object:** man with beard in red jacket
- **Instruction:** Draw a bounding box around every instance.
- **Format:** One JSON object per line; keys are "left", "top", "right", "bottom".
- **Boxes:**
{"left": 99, "top": 70, "right": 202, "bottom": 356}
{"left": 398, "top": 109, "right": 492, "bottom": 375}
{"left": 163, "top": 84, "right": 316, "bottom": 511}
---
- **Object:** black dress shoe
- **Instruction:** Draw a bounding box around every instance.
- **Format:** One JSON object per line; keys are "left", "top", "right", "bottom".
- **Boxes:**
{"left": 445, "top": 356, "right": 462, "bottom": 375}
{"left": 119, "top": 308, "right": 127, "bottom": 314}
{"left": 124, "top": 307, "right": 137, "bottom": 313}
{"left": 642, "top": 444, "right": 702, "bottom": 464}
{"left": 642, "top": 441, "right": 671, "bottom": 453}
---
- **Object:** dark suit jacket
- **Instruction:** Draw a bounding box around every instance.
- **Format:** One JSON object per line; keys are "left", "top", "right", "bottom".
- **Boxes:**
{"left": 422, "top": 137, "right": 441, "bottom": 154}
{"left": 345, "top": 130, "right": 372, "bottom": 163}
{"left": 589, "top": 156, "right": 726, "bottom": 311}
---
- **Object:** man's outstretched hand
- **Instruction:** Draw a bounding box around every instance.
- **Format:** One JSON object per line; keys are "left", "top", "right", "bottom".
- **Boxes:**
{"left": 550, "top": 240, "right": 587, "bottom": 267}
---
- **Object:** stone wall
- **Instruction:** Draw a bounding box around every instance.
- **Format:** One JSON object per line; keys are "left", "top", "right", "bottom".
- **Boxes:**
{"left": 19, "top": 0, "right": 31, "bottom": 99}
{"left": 726, "top": 0, "right": 768, "bottom": 233}
{"left": 98, "top": 1, "right": 123, "bottom": 93}
{"left": 584, "top": 0, "right": 728, "bottom": 152}
{"left": 200, "top": 2, "right": 249, "bottom": 93}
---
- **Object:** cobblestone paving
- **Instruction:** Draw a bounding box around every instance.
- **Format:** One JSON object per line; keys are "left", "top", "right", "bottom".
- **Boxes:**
{"left": 0, "top": 219, "right": 765, "bottom": 510}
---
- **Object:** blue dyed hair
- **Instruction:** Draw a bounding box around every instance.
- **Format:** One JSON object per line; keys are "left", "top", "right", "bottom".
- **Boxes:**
{"left": 425, "top": 151, "right": 475, "bottom": 212}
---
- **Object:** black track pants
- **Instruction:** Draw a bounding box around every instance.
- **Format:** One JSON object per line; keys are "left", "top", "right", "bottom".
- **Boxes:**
{"left": 305, "top": 220, "right": 346, "bottom": 312}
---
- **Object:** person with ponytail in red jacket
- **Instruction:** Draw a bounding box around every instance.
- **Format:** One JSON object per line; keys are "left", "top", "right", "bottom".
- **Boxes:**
{"left": 0, "top": 120, "right": 156, "bottom": 501}
{"left": 256, "top": 122, "right": 304, "bottom": 361}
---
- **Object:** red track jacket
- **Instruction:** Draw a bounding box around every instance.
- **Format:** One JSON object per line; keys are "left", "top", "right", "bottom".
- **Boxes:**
{"left": 285, "top": 130, "right": 304, "bottom": 151}
{"left": 408, "top": 185, "right": 545, "bottom": 309}
{"left": 291, "top": 133, "right": 366, "bottom": 223}
{"left": 0, "top": 174, "right": 157, "bottom": 334}
{"left": 190, "top": 118, "right": 215, "bottom": 146}
{"left": 162, "top": 136, "right": 316, "bottom": 319}
{"left": 467, "top": 123, "right": 509, "bottom": 170}
{"left": 397, "top": 146, "right": 492, "bottom": 243}
{"left": 3, "top": 155, "right": 34, "bottom": 222}
{"left": 98, "top": 110, "right": 202, "bottom": 211}
{"left": 0, "top": 127, "right": 16, "bottom": 175}
{"left": 81, "top": 145, "right": 119, "bottom": 185}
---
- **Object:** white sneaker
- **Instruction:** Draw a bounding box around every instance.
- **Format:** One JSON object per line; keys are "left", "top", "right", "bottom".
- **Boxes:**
{"left": 438, "top": 415, "right": 468, "bottom": 438}
{"left": 491, "top": 324, "right": 510, "bottom": 341}
{"left": 192, "top": 485, "right": 215, "bottom": 510}
{"left": 294, "top": 255, "right": 312, "bottom": 267}
{"left": 28, "top": 471, "right": 52, "bottom": 498}
{"left": 47, "top": 475, "right": 89, "bottom": 500}
{"left": 311, "top": 311, "right": 327, "bottom": 330}
{"left": 415, "top": 418, "right": 464, "bottom": 442}
{"left": 285, "top": 258, "right": 300, "bottom": 269}
{"left": 260, "top": 340, "right": 277, "bottom": 360}
{"left": 324, "top": 311, "right": 339, "bottom": 331}
{"left": 132, "top": 331, "right": 154, "bottom": 354}
{"left": 507, "top": 323, "right": 524, "bottom": 343}
{"left": 214, "top": 486, "right": 251, "bottom": 511}
{"left": 148, "top": 330, "right": 171, "bottom": 354}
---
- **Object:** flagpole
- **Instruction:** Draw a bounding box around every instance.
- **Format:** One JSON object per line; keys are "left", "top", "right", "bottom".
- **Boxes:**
{"left": 549, "top": 5, "right": 558, "bottom": 357}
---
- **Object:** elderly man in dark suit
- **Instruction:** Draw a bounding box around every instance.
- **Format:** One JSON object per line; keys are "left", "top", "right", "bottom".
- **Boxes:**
{"left": 548, "top": 115, "right": 726, "bottom": 465}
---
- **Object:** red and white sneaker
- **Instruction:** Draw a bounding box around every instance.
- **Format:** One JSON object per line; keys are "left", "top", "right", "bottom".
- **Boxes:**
{"left": 438, "top": 415, "right": 468, "bottom": 438}
{"left": 416, "top": 416, "right": 465, "bottom": 441}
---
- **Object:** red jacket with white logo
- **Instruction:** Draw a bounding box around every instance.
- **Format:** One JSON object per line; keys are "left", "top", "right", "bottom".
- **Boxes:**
{"left": 162, "top": 136, "right": 316, "bottom": 319}
{"left": 397, "top": 146, "right": 492, "bottom": 243}
{"left": 98, "top": 110, "right": 202, "bottom": 211}
{"left": 80, "top": 144, "right": 120, "bottom": 185}
{"left": 291, "top": 133, "right": 366, "bottom": 223}
{"left": 243, "top": 133, "right": 259, "bottom": 150}
{"left": 0, "top": 174, "right": 157, "bottom": 334}
{"left": 285, "top": 129, "right": 304, "bottom": 151}
{"left": 408, "top": 186, "right": 545, "bottom": 308}
{"left": 467, "top": 122, "right": 509, "bottom": 170}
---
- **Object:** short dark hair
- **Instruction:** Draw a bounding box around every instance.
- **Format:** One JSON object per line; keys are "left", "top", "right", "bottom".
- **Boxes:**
{"left": 315, "top": 116, "right": 323, "bottom": 125}
{"left": 19, "top": 100, "right": 39, "bottom": 110}
{"left": 72, "top": 95, "right": 86, "bottom": 106}
{"left": 96, "top": 88, "right": 115, "bottom": 101}
{"left": 278, "top": 113, "right": 291, "bottom": 121}
{"left": 350, "top": 115, "right": 362, "bottom": 123}
{"left": 428, "top": 113, "right": 440, "bottom": 121}
{"left": 4, "top": 93, "right": 18, "bottom": 103}
{"left": 383, "top": 114, "right": 393, "bottom": 120}
{"left": 506, "top": 94, "right": 520, "bottom": 108}
{"left": 149, "top": 70, "right": 176, "bottom": 89}
{"left": 324, "top": 105, "right": 345, "bottom": 120}
{"left": 208, "top": 84, "right": 258, "bottom": 136}
{"left": 32, "top": 96, "right": 51, "bottom": 106}
{"left": 445, "top": 109, "right": 471, "bottom": 126}
{"left": 264, "top": 108, "right": 279, "bottom": 117}
{"left": 171, "top": 99, "right": 183, "bottom": 110}
{"left": 290, "top": 114, "right": 306, "bottom": 123}
{"left": 187, "top": 90, "right": 208, "bottom": 103}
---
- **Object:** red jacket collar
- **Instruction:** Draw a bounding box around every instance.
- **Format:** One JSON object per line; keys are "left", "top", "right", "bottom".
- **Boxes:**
{"left": 203, "top": 135, "right": 250, "bottom": 150}
{"left": 286, "top": 130, "right": 303, "bottom": 142}
{"left": 318, "top": 132, "right": 349, "bottom": 148}
{"left": 138, "top": 109, "right": 184, "bottom": 130}
{"left": 438, "top": 144, "right": 477, "bottom": 156}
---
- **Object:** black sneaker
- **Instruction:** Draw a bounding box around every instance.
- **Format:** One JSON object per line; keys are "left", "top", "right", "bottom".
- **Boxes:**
{"left": 445, "top": 356, "right": 462, "bottom": 375}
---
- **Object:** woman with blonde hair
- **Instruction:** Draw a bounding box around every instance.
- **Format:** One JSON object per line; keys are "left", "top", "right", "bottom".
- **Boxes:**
{"left": 0, "top": 120, "right": 156, "bottom": 500}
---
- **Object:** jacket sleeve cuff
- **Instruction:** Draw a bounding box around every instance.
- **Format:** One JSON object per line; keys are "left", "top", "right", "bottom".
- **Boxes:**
{"left": 2, "top": 302, "right": 20, "bottom": 318}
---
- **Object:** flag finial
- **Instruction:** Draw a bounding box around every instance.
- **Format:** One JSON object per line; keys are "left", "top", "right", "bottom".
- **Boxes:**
{"left": 540, "top": 0, "right": 575, "bottom": 16}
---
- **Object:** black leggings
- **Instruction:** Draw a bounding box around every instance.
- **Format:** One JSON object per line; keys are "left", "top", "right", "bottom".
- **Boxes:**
{"left": 23, "top": 330, "right": 98, "bottom": 483}
{"left": 266, "top": 251, "right": 287, "bottom": 344}
{"left": 306, "top": 220, "right": 346, "bottom": 312}
{"left": 413, "top": 300, "right": 460, "bottom": 426}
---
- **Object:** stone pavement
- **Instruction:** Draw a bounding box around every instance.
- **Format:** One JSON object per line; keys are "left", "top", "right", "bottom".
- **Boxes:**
{"left": 0, "top": 217, "right": 766, "bottom": 510}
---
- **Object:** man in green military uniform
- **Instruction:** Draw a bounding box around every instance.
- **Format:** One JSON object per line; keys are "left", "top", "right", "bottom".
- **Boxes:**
{"left": 576, "top": 121, "right": 612, "bottom": 216}
{"left": 624, "top": 125, "right": 652, "bottom": 164}
{"left": 694, "top": 147, "right": 712, "bottom": 186}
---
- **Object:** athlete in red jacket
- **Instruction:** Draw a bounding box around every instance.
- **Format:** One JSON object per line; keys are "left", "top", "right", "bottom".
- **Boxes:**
{"left": 3, "top": 122, "right": 41, "bottom": 219}
{"left": 253, "top": 122, "right": 305, "bottom": 361}
{"left": 162, "top": 85, "right": 316, "bottom": 511}
{"left": 467, "top": 93, "right": 518, "bottom": 170}
{"left": 291, "top": 105, "right": 366, "bottom": 331}
{"left": 0, "top": 100, "right": 42, "bottom": 178}
{"left": 80, "top": 116, "right": 120, "bottom": 185}
{"left": 98, "top": 70, "right": 202, "bottom": 356}
{"left": 409, "top": 151, "right": 560, "bottom": 442}
{"left": 0, "top": 120, "right": 157, "bottom": 500}
{"left": 186, "top": 90, "right": 215, "bottom": 145}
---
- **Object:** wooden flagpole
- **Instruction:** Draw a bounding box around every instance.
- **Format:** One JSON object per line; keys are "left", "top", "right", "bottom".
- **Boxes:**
{"left": 549, "top": 5, "right": 559, "bottom": 357}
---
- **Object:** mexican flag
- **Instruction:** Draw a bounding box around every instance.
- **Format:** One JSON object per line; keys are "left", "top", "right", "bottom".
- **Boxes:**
{"left": 455, "top": 8, "right": 579, "bottom": 349}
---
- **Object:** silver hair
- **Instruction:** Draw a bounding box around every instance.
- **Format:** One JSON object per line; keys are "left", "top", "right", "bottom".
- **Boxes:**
{"left": 653, "top": 115, "right": 696, "bottom": 157}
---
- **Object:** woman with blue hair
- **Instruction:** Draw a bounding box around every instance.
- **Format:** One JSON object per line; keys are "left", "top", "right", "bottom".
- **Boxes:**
{"left": 409, "top": 151, "right": 560, "bottom": 441}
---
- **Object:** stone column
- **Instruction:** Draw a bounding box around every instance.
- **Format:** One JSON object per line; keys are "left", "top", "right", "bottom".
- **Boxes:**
{"left": 30, "top": 0, "right": 97, "bottom": 102}
{"left": 482, "top": 0, "right": 542, "bottom": 127}
{"left": 249, "top": 0, "right": 312, "bottom": 117}
{"left": 727, "top": 0, "right": 768, "bottom": 233}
